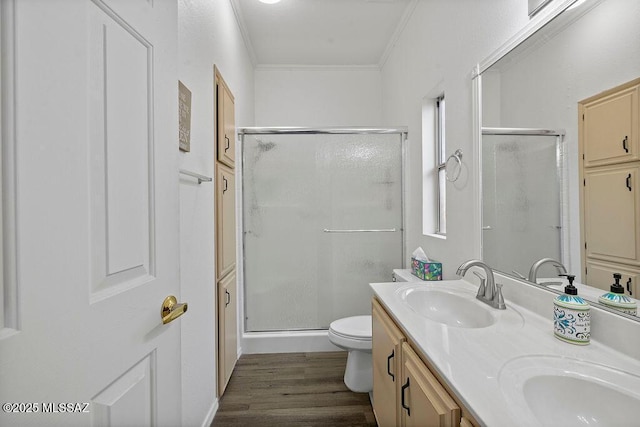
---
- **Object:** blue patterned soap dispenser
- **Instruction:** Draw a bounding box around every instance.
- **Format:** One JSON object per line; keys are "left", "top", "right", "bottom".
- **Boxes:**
{"left": 553, "top": 275, "right": 590, "bottom": 345}
{"left": 598, "top": 273, "right": 637, "bottom": 316}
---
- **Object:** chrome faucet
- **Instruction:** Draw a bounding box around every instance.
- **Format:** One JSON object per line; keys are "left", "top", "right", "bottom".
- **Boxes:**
{"left": 528, "top": 258, "right": 567, "bottom": 283}
{"left": 456, "top": 259, "right": 506, "bottom": 310}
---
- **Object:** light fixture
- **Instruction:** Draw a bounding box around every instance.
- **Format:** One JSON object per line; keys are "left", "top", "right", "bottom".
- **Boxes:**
{"left": 259, "top": 0, "right": 281, "bottom": 4}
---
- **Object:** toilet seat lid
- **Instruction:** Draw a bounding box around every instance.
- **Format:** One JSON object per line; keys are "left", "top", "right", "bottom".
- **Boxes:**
{"left": 329, "top": 315, "right": 372, "bottom": 340}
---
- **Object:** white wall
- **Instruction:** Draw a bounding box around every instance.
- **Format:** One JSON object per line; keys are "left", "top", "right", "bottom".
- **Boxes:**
{"left": 380, "top": 0, "right": 530, "bottom": 278}
{"left": 254, "top": 67, "right": 382, "bottom": 127}
{"left": 177, "top": 0, "right": 254, "bottom": 425}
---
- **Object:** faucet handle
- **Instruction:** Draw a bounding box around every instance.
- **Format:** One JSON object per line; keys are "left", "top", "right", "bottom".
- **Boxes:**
{"left": 473, "top": 271, "right": 486, "bottom": 298}
{"left": 495, "top": 283, "right": 506, "bottom": 309}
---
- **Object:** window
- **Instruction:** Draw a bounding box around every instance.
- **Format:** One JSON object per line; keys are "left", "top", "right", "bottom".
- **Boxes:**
{"left": 435, "top": 95, "right": 446, "bottom": 234}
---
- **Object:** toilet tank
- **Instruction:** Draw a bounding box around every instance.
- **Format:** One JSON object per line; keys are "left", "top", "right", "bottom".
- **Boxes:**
{"left": 392, "top": 268, "right": 427, "bottom": 283}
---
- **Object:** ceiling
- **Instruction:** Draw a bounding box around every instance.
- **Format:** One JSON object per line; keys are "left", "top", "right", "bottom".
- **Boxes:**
{"left": 230, "top": 0, "right": 418, "bottom": 67}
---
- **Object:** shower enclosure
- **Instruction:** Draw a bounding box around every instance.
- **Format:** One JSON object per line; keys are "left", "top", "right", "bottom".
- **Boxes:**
{"left": 482, "top": 128, "right": 565, "bottom": 276}
{"left": 240, "top": 128, "right": 405, "bottom": 332}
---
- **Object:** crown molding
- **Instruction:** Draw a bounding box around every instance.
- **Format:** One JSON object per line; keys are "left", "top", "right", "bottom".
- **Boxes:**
{"left": 229, "top": 0, "right": 257, "bottom": 66}
{"left": 378, "top": 0, "right": 419, "bottom": 69}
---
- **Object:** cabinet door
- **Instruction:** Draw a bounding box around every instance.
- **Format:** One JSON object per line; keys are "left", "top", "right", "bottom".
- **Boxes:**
{"left": 215, "top": 68, "right": 235, "bottom": 168}
{"left": 584, "top": 164, "right": 640, "bottom": 266}
{"left": 216, "top": 163, "right": 236, "bottom": 280}
{"left": 585, "top": 259, "right": 640, "bottom": 297}
{"left": 581, "top": 83, "right": 639, "bottom": 167}
{"left": 372, "top": 299, "right": 406, "bottom": 427}
{"left": 400, "top": 343, "right": 460, "bottom": 427}
{"left": 217, "top": 270, "right": 238, "bottom": 396}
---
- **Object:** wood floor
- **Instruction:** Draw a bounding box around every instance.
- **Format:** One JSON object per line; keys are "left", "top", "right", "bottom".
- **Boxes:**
{"left": 211, "top": 352, "right": 377, "bottom": 427}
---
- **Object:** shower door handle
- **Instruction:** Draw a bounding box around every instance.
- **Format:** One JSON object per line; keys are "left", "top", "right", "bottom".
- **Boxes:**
{"left": 323, "top": 228, "right": 397, "bottom": 233}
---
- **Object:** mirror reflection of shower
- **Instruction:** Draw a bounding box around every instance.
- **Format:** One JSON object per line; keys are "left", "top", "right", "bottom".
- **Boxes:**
{"left": 482, "top": 128, "right": 567, "bottom": 278}
{"left": 240, "top": 129, "right": 405, "bottom": 332}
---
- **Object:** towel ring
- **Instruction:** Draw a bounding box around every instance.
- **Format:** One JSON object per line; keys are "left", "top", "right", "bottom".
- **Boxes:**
{"left": 445, "top": 149, "right": 463, "bottom": 182}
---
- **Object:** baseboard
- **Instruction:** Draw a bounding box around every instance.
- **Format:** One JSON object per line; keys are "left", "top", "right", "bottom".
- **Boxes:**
{"left": 241, "top": 330, "right": 342, "bottom": 354}
{"left": 201, "top": 398, "right": 219, "bottom": 427}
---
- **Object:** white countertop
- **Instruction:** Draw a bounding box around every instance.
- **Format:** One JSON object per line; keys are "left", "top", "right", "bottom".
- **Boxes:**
{"left": 370, "top": 279, "right": 640, "bottom": 427}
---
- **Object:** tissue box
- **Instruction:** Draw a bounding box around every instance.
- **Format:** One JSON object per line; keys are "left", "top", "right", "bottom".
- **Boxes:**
{"left": 411, "top": 257, "right": 442, "bottom": 281}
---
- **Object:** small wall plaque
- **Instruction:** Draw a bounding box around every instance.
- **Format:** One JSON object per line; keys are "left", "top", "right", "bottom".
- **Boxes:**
{"left": 178, "top": 80, "right": 192, "bottom": 152}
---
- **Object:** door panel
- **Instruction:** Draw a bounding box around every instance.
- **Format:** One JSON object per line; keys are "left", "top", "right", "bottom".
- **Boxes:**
{"left": 0, "top": 1, "right": 180, "bottom": 426}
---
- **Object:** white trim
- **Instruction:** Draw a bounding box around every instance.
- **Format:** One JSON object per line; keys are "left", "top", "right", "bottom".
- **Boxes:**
{"left": 241, "top": 331, "right": 342, "bottom": 354}
{"left": 478, "top": 0, "right": 577, "bottom": 73}
{"left": 378, "top": 0, "right": 419, "bottom": 69}
{"left": 229, "top": 0, "right": 258, "bottom": 66}
{"left": 200, "top": 399, "right": 219, "bottom": 427}
{"left": 0, "top": 0, "right": 18, "bottom": 336}
{"left": 254, "top": 64, "right": 381, "bottom": 72}
{"left": 471, "top": 71, "right": 483, "bottom": 260}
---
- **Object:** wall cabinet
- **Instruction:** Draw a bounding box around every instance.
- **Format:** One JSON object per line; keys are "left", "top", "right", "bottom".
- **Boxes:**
{"left": 217, "top": 270, "right": 237, "bottom": 396}
{"left": 215, "top": 162, "right": 236, "bottom": 280}
{"left": 214, "top": 66, "right": 238, "bottom": 396}
{"left": 215, "top": 67, "right": 235, "bottom": 168}
{"left": 581, "top": 81, "right": 638, "bottom": 167}
{"left": 580, "top": 78, "right": 640, "bottom": 290}
{"left": 583, "top": 164, "right": 640, "bottom": 266}
{"left": 372, "top": 298, "right": 477, "bottom": 427}
{"left": 585, "top": 259, "right": 639, "bottom": 297}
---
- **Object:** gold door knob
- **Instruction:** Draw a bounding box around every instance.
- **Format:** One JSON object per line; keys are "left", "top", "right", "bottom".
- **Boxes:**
{"left": 161, "top": 295, "right": 188, "bottom": 324}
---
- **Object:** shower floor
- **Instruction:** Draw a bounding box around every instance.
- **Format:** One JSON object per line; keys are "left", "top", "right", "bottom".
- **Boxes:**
{"left": 211, "top": 352, "right": 376, "bottom": 426}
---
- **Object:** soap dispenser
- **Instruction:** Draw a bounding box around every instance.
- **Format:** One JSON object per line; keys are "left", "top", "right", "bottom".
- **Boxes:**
{"left": 553, "top": 275, "right": 590, "bottom": 345}
{"left": 598, "top": 273, "right": 637, "bottom": 316}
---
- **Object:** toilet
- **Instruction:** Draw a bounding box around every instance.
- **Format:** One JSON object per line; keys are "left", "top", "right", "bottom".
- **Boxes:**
{"left": 328, "top": 269, "right": 424, "bottom": 393}
{"left": 328, "top": 315, "right": 372, "bottom": 393}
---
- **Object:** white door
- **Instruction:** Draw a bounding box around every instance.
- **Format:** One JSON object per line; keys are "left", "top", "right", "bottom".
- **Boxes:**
{"left": 0, "top": 1, "right": 182, "bottom": 426}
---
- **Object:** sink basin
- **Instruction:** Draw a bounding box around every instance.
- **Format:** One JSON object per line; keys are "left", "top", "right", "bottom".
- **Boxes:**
{"left": 498, "top": 355, "right": 640, "bottom": 426}
{"left": 399, "top": 286, "right": 496, "bottom": 328}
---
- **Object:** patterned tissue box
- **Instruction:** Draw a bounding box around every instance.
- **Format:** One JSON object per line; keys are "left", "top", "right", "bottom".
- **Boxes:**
{"left": 411, "top": 257, "right": 442, "bottom": 281}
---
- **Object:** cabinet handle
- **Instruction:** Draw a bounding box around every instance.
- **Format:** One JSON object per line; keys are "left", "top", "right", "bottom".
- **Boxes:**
{"left": 627, "top": 278, "right": 633, "bottom": 296}
{"left": 401, "top": 378, "right": 410, "bottom": 416}
{"left": 223, "top": 176, "right": 228, "bottom": 193}
{"left": 225, "top": 290, "right": 230, "bottom": 307}
{"left": 623, "top": 136, "right": 629, "bottom": 153}
{"left": 386, "top": 350, "right": 395, "bottom": 381}
{"left": 626, "top": 174, "right": 632, "bottom": 191}
{"left": 225, "top": 135, "right": 230, "bottom": 152}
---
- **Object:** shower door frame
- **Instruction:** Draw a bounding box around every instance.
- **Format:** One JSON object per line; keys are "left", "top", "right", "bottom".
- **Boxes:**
{"left": 237, "top": 127, "right": 408, "bottom": 334}
{"left": 480, "top": 127, "right": 570, "bottom": 276}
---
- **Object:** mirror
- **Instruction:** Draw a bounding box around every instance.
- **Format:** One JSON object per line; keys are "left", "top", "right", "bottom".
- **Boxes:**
{"left": 479, "top": 0, "right": 640, "bottom": 316}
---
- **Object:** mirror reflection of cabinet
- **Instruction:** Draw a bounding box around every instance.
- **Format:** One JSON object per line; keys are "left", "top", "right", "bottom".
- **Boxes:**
{"left": 580, "top": 78, "right": 640, "bottom": 294}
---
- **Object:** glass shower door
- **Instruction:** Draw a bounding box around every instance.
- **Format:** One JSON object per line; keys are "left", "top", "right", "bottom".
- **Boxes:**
{"left": 242, "top": 132, "right": 403, "bottom": 332}
{"left": 482, "top": 133, "right": 562, "bottom": 276}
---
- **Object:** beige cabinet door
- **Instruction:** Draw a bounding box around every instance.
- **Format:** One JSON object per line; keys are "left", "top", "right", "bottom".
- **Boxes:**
{"left": 585, "top": 259, "right": 639, "bottom": 297}
{"left": 401, "top": 343, "right": 460, "bottom": 427}
{"left": 216, "top": 163, "right": 236, "bottom": 280}
{"left": 372, "top": 299, "right": 406, "bottom": 427}
{"left": 215, "top": 67, "right": 235, "bottom": 168}
{"left": 584, "top": 164, "right": 640, "bottom": 266}
{"left": 581, "top": 82, "right": 639, "bottom": 167}
{"left": 217, "top": 270, "right": 238, "bottom": 395}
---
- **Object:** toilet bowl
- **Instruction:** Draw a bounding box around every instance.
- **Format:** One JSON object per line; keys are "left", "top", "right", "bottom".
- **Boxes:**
{"left": 328, "top": 315, "right": 372, "bottom": 393}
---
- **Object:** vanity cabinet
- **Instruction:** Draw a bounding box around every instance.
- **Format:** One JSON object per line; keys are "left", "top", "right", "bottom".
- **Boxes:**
{"left": 215, "top": 66, "right": 235, "bottom": 168}
{"left": 372, "top": 299, "right": 405, "bottom": 426}
{"left": 580, "top": 78, "right": 640, "bottom": 290}
{"left": 581, "top": 80, "right": 638, "bottom": 167}
{"left": 401, "top": 342, "right": 460, "bottom": 427}
{"left": 372, "top": 298, "right": 477, "bottom": 427}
